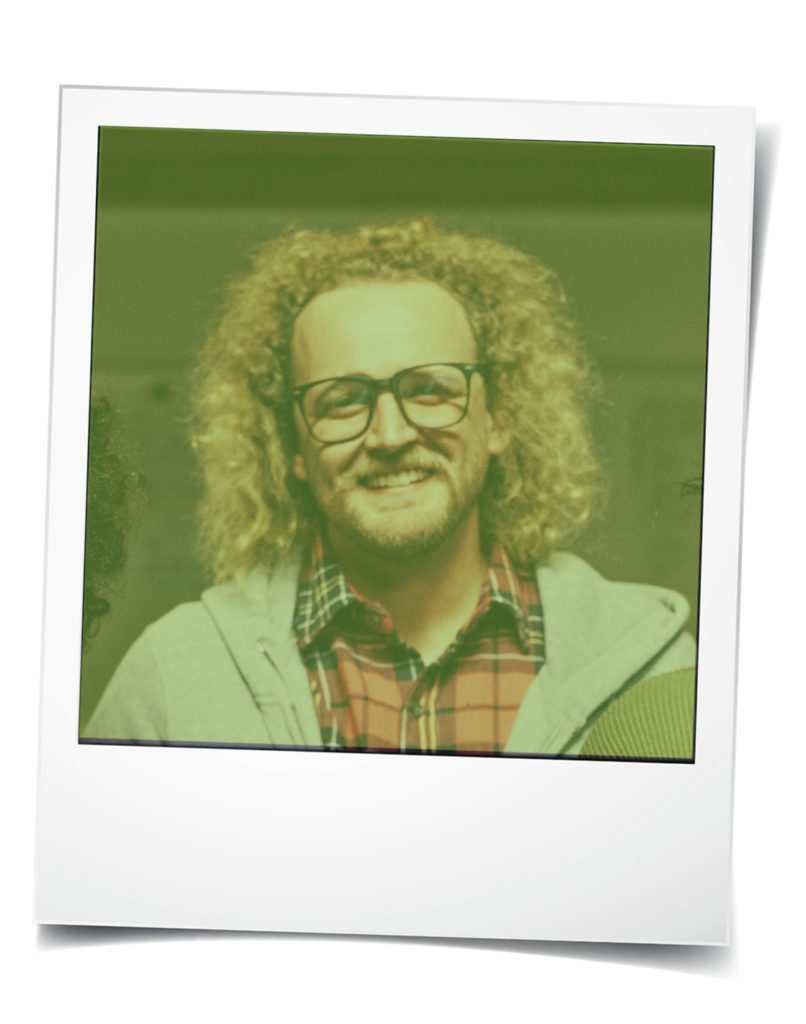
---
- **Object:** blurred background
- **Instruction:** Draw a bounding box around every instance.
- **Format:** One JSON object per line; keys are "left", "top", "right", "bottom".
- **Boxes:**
{"left": 80, "top": 127, "right": 712, "bottom": 727}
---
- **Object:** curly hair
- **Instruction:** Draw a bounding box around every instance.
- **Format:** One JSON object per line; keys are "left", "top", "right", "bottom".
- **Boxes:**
{"left": 190, "top": 219, "right": 602, "bottom": 582}
{"left": 83, "top": 396, "right": 143, "bottom": 644}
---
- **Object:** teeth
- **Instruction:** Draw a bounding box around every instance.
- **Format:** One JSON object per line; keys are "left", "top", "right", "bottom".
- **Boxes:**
{"left": 363, "top": 469, "right": 431, "bottom": 490}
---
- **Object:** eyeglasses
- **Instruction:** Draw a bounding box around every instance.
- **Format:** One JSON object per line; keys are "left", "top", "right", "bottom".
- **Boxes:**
{"left": 292, "top": 362, "right": 483, "bottom": 445}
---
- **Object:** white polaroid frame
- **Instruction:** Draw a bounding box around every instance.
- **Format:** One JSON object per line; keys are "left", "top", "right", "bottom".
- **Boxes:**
{"left": 35, "top": 87, "right": 754, "bottom": 943}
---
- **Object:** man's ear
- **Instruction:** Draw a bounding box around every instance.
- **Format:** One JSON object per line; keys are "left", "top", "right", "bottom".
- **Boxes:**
{"left": 486, "top": 413, "right": 510, "bottom": 457}
{"left": 293, "top": 452, "right": 308, "bottom": 481}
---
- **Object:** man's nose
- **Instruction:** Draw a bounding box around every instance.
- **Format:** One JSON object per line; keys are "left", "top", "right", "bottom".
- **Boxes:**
{"left": 364, "top": 392, "right": 419, "bottom": 450}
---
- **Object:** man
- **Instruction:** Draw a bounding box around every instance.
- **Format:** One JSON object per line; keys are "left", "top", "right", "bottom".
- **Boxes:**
{"left": 83, "top": 220, "right": 696, "bottom": 757}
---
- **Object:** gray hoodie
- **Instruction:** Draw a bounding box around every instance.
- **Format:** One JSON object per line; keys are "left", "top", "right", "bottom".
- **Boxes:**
{"left": 82, "top": 552, "right": 695, "bottom": 755}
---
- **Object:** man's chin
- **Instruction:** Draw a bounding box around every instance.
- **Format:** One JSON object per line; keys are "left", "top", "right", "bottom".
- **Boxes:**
{"left": 344, "top": 528, "right": 454, "bottom": 561}
{"left": 338, "top": 506, "right": 459, "bottom": 561}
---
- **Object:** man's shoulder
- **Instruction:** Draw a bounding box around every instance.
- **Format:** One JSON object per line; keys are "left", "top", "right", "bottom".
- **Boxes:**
{"left": 135, "top": 557, "right": 302, "bottom": 655}
{"left": 503, "top": 552, "right": 695, "bottom": 755}
{"left": 144, "top": 598, "right": 211, "bottom": 631}
{"left": 536, "top": 551, "right": 690, "bottom": 627}
{"left": 126, "top": 600, "right": 224, "bottom": 670}
{"left": 533, "top": 550, "right": 694, "bottom": 682}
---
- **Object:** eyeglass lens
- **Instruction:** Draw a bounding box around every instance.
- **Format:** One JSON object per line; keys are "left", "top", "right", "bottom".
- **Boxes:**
{"left": 303, "top": 364, "right": 470, "bottom": 443}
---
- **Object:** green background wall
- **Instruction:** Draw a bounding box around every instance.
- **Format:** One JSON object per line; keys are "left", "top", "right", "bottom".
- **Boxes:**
{"left": 80, "top": 127, "right": 712, "bottom": 727}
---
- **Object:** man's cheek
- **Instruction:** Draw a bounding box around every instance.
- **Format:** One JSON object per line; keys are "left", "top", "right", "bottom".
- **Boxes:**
{"left": 312, "top": 455, "right": 349, "bottom": 497}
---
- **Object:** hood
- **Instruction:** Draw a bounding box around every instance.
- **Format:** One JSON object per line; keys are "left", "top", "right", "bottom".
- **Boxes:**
{"left": 506, "top": 552, "right": 693, "bottom": 754}
{"left": 201, "top": 551, "right": 693, "bottom": 755}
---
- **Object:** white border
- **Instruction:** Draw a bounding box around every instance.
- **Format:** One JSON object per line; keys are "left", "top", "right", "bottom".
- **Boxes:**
{"left": 35, "top": 87, "right": 754, "bottom": 943}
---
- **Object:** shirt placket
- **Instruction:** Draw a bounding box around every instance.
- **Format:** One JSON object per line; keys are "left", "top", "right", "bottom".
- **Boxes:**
{"left": 404, "top": 665, "right": 441, "bottom": 752}
{"left": 362, "top": 601, "right": 425, "bottom": 751}
{"left": 368, "top": 602, "right": 446, "bottom": 753}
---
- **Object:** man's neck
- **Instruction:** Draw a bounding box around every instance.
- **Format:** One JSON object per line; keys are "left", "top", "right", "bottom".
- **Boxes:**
{"left": 325, "top": 516, "right": 489, "bottom": 664}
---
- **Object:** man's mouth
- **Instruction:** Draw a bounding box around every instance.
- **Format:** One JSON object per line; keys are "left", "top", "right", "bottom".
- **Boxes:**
{"left": 359, "top": 468, "right": 436, "bottom": 491}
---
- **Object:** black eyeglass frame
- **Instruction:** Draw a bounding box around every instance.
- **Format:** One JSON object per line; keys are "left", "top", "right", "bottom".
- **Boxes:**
{"left": 292, "top": 362, "right": 484, "bottom": 445}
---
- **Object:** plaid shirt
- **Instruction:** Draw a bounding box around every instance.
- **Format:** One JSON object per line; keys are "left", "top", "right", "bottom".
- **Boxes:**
{"left": 293, "top": 536, "right": 545, "bottom": 754}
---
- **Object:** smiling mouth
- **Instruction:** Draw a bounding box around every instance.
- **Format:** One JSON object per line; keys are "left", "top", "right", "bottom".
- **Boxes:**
{"left": 359, "top": 469, "right": 435, "bottom": 490}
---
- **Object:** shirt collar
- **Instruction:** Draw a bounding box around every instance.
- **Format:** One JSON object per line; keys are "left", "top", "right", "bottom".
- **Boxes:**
{"left": 293, "top": 535, "right": 536, "bottom": 652}
{"left": 293, "top": 535, "right": 357, "bottom": 648}
{"left": 479, "top": 544, "right": 535, "bottom": 653}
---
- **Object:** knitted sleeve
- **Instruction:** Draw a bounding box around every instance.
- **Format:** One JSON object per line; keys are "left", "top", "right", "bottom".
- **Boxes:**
{"left": 578, "top": 667, "right": 696, "bottom": 760}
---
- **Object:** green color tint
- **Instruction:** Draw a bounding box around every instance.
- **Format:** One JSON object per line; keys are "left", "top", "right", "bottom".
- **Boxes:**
{"left": 98, "top": 126, "right": 714, "bottom": 210}
{"left": 81, "top": 127, "right": 713, "bottom": 735}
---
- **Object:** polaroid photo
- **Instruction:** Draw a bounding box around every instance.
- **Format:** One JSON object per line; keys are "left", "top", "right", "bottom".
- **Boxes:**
{"left": 35, "top": 87, "right": 754, "bottom": 942}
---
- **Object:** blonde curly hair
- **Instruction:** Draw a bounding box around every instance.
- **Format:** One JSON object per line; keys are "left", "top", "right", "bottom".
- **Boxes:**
{"left": 191, "top": 219, "right": 602, "bottom": 582}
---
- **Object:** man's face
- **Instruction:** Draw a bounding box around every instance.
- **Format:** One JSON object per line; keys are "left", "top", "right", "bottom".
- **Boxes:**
{"left": 291, "top": 280, "right": 506, "bottom": 560}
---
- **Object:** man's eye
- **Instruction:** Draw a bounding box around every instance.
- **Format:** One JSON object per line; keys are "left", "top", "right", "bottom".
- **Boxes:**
{"left": 313, "top": 383, "right": 370, "bottom": 419}
{"left": 413, "top": 387, "right": 448, "bottom": 403}
{"left": 331, "top": 393, "right": 359, "bottom": 408}
{"left": 404, "top": 376, "right": 461, "bottom": 403}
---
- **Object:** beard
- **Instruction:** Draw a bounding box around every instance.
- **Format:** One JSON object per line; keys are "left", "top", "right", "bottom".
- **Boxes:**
{"left": 308, "top": 445, "right": 492, "bottom": 561}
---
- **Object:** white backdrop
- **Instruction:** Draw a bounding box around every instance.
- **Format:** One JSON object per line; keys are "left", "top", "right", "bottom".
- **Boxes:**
{"left": 3, "top": 1, "right": 802, "bottom": 1020}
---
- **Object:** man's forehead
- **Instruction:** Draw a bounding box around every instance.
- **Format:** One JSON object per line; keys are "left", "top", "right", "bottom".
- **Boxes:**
{"left": 291, "top": 279, "right": 477, "bottom": 382}
{"left": 295, "top": 279, "right": 471, "bottom": 332}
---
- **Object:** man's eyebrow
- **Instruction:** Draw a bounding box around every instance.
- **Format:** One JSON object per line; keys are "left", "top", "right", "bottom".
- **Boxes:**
{"left": 320, "top": 371, "right": 375, "bottom": 382}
